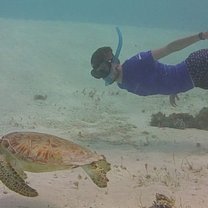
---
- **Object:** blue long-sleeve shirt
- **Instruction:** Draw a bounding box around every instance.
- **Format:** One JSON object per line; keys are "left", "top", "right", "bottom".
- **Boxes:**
{"left": 118, "top": 51, "right": 194, "bottom": 96}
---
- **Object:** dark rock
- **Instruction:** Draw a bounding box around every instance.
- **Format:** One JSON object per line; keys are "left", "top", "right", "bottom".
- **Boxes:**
{"left": 194, "top": 107, "right": 208, "bottom": 130}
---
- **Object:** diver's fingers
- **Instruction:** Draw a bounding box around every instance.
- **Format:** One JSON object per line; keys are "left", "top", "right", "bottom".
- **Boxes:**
{"left": 175, "top": 94, "right": 180, "bottom": 101}
{"left": 169, "top": 95, "right": 177, "bottom": 107}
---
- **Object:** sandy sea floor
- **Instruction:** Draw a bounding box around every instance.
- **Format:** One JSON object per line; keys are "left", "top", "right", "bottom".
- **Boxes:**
{"left": 0, "top": 18, "right": 208, "bottom": 208}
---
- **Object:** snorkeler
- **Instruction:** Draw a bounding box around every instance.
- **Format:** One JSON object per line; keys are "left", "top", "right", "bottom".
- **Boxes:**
{"left": 90, "top": 28, "right": 208, "bottom": 107}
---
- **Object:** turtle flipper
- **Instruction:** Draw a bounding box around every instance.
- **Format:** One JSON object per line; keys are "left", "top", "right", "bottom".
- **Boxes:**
{"left": 82, "top": 159, "right": 111, "bottom": 188}
{"left": 0, "top": 155, "right": 38, "bottom": 197}
{"left": 10, "top": 157, "right": 28, "bottom": 179}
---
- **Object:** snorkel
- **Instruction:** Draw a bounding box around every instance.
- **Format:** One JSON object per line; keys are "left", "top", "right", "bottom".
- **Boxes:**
{"left": 103, "top": 27, "right": 123, "bottom": 86}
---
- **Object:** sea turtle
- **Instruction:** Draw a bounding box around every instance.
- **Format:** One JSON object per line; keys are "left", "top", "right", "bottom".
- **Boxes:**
{"left": 0, "top": 131, "right": 111, "bottom": 197}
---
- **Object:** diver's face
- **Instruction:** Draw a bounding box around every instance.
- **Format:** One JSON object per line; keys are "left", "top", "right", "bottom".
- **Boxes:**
{"left": 100, "top": 60, "right": 112, "bottom": 76}
{"left": 102, "top": 62, "right": 121, "bottom": 85}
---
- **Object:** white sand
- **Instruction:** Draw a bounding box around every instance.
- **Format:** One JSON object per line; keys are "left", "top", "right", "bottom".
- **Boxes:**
{"left": 0, "top": 18, "right": 208, "bottom": 208}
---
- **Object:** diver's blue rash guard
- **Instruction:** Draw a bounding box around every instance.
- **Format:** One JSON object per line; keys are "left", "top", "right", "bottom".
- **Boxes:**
{"left": 117, "top": 51, "right": 194, "bottom": 96}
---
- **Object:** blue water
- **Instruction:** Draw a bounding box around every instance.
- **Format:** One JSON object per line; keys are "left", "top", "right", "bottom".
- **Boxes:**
{"left": 0, "top": 1, "right": 208, "bottom": 207}
{"left": 0, "top": 0, "right": 207, "bottom": 31}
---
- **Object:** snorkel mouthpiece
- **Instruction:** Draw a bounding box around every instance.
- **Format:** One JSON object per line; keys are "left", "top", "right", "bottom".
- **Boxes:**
{"left": 104, "top": 27, "right": 123, "bottom": 86}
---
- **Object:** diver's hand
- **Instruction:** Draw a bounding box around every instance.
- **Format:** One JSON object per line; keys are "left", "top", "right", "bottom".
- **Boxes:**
{"left": 169, "top": 94, "right": 179, "bottom": 107}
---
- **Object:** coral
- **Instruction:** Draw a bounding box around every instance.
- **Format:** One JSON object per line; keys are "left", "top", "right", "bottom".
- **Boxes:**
{"left": 150, "top": 112, "right": 195, "bottom": 129}
{"left": 150, "top": 107, "right": 208, "bottom": 130}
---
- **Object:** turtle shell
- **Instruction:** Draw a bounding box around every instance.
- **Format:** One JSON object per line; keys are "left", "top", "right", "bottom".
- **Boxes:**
{"left": 0, "top": 132, "right": 103, "bottom": 172}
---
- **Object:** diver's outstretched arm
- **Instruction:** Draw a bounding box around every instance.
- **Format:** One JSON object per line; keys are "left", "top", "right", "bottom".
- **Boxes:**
{"left": 151, "top": 31, "right": 208, "bottom": 60}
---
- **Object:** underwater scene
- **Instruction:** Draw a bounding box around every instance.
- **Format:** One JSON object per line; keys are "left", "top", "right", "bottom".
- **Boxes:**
{"left": 0, "top": 0, "right": 208, "bottom": 207}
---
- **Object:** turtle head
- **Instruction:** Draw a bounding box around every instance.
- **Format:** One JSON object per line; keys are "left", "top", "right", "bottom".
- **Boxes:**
{"left": 82, "top": 159, "right": 111, "bottom": 188}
